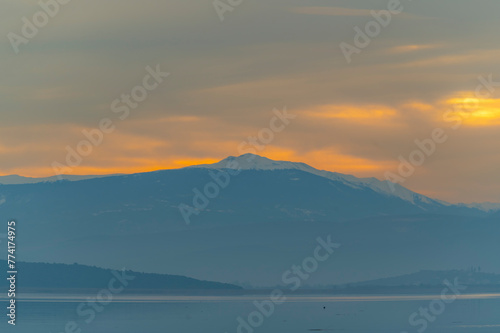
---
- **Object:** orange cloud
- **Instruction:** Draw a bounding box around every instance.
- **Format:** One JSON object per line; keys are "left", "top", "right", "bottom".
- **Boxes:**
{"left": 395, "top": 49, "right": 500, "bottom": 69}
{"left": 388, "top": 44, "right": 437, "bottom": 54}
{"left": 303, "top": 104, "right": 399, "bottom": 125}
{"left": 290, "top": 6, "right": 426, "bottom": 19}
{"left": 301, "top": 149, "right": 393, "bottom": 175}
{"left": 256, "top": 147, "right": 393, "bottom": 177}
{"left": 291, "top": 6, "right": 374, "bottom": 17}
{"left": 442, "top": 93, "right": 500, "bottom": 126}
{"left": 402, "top": 101, "right": 435, "bottom": 111}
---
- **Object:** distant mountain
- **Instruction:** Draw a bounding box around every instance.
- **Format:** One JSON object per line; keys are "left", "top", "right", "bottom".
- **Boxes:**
{"left": 347, "top": 269, "right": 500, "bottom": 287}
{"left": 193, "top": 154, "right": 468, "bottom": 210}
{"left": 0, "top": 260, "right": 241, "bottom": 291}
{"left": 459, "top": 202, "right": 500, "bottom": 212}
{"left": 1, "top": 154, "right": 499, "bottom": 286}
{"left": 0, "top": 174, "right": 121, "bottom": 185}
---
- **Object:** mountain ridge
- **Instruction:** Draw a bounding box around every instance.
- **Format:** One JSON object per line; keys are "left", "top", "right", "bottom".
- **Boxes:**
{"left": 346, "top": 269, "right": 500, "bottom": 287}
{"left": 0, "top": 260, "right": 241, "bottom": 292}
{"left": 1, "top": 154, "right": 498, "bottom": 211}
{"left": 190, "top": 154, "right": 496, "bottom": 212}
{"left": 0, "top": 174, "right": 122, "bottom": 185}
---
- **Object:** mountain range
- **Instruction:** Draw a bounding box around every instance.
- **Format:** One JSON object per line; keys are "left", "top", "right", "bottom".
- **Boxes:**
{"left": 0, "top": 174, "right": 121, "bottom": 185}
{"left": 348, "top": 269, "right": 500, "bottom": 288}
{"left": 1, "top": 154, "right": 499, "bottom": 286}
{"left": 3, "top": 154, "right": 498, "bottom": 212}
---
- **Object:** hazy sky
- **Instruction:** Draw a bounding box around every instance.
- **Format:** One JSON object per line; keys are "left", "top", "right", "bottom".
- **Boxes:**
{"left": 1, "top": 0, "right": 500, "bottom": 203}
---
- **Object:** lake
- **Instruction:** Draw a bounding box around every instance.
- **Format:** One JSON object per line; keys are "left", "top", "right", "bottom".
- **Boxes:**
{"left": 1, "top": 294, "right": 500, "bottom": 332}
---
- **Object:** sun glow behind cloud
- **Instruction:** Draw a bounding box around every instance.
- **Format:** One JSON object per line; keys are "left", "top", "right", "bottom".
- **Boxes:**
{"left": 444, "top": 94, "right": 500, "bottom": 126}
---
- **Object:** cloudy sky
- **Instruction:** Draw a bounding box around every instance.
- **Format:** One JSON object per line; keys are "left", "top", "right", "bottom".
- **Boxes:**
{"left": 1, "top": 0, "right": 500, "bottom": 203}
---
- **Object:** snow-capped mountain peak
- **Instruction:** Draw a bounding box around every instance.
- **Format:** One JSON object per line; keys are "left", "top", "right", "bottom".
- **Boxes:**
{"left": 192, "top": 153, "right": 314, "bottom": 172}
{"left": 189, "top": 154, "right": 445, "bottom": 207}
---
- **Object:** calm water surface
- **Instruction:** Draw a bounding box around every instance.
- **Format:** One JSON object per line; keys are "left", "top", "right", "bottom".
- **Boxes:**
{"left": 1, "top": 294, "right": 500, "bottom": 333}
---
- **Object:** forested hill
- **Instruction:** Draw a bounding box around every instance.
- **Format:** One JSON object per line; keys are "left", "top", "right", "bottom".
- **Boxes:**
{"left": 0, "top": 260, "right": 241, "bottom": 291}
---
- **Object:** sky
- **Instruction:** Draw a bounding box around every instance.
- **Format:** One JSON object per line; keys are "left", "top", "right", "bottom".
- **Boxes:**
{"left": 1, "top": 0, "right": 500, "bottom": 203}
